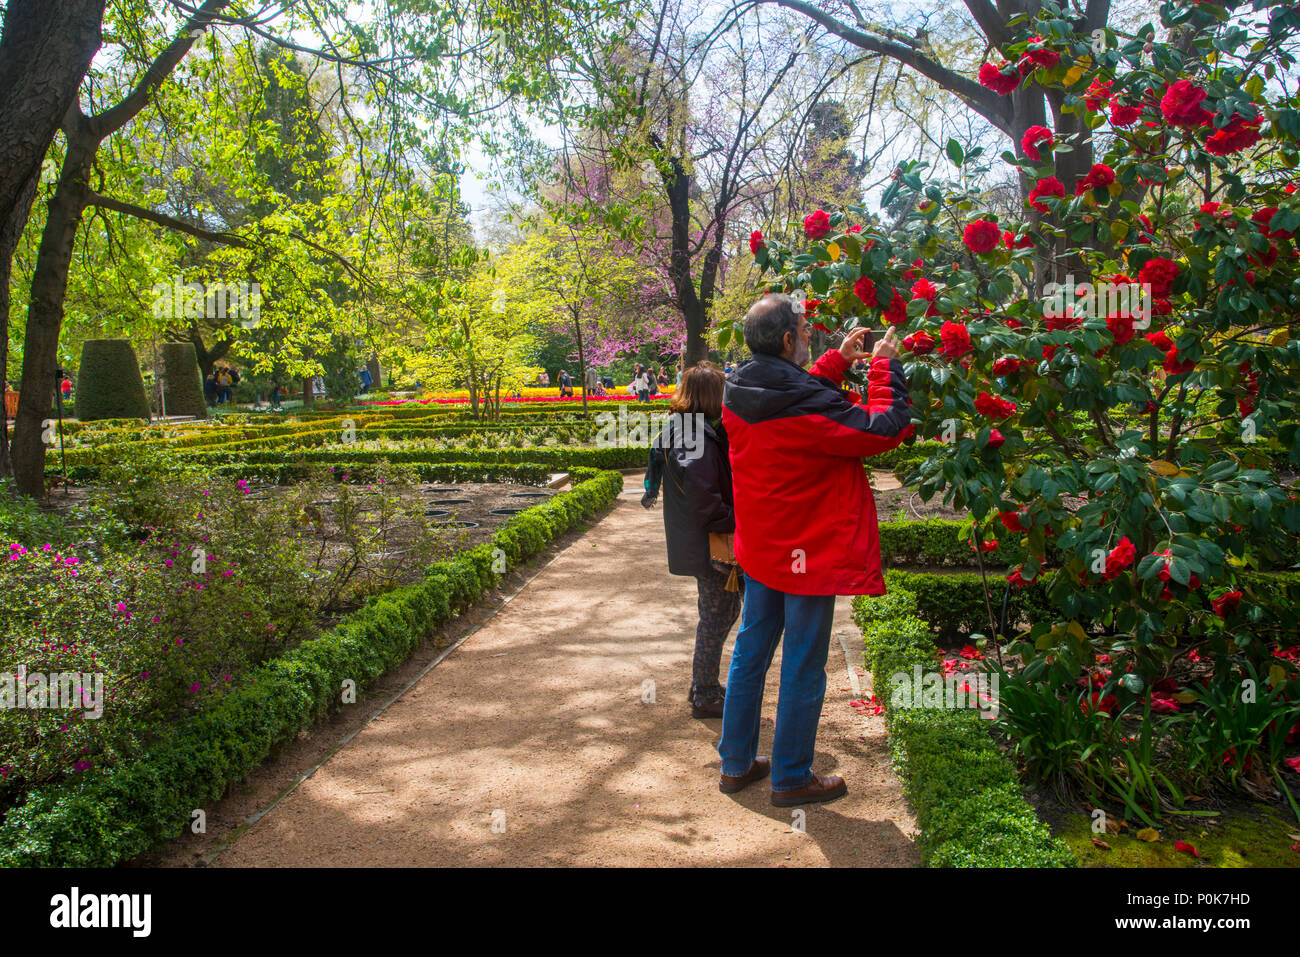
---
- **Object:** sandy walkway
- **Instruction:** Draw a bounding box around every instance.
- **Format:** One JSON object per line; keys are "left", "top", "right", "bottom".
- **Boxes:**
{"left": 212, "top": 476, "right": 918, "bottom": 867}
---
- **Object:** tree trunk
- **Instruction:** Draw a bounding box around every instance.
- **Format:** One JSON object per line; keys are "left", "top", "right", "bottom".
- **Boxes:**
{"left": 571, "top": 305, "right": 590, "bottom": 417}
{"left": 663, "top": 156, "right": 712, "bottom": 367}
{"left": 302, "top": 376, "right": 314, "bottom": 409}
{"left": 186, "top": 325, "right": 230, "bottom": 380}
{"left": 10, "top": 121, "right": 96, "bottom": 497}
{"left": 0, "top": 0, "right": 106, "bottom": 478}
{"left": 0, "top": 190, "right": 37, "bottom": 479}
{"left": 681, "top": 300, "right": 708, "bottom": 367}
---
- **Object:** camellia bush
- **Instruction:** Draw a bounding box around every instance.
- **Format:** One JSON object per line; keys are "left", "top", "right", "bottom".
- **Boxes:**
{"left": 733, "top": 0, "right": 1300, "bottom": 816}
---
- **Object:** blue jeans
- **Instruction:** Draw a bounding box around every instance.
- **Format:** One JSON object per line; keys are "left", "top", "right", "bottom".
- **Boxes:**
{"left": 718, "top": 571, "right": 836, "bottom": 792}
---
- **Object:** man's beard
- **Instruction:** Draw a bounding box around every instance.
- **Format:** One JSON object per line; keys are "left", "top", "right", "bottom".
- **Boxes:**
{"left": 793, "top": 337, "right": 811, "bottom": 367}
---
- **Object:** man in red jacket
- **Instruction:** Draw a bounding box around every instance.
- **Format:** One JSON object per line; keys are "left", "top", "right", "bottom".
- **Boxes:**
{"left": 716, "top": 293, "right": 912, "bottom": 806}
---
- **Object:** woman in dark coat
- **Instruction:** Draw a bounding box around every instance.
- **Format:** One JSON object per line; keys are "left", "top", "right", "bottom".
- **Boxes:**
{"left": 642, "top": 362, "right": 742, "bottom": 718}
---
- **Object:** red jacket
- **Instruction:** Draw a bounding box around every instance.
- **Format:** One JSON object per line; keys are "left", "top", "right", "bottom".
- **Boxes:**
{"left": 722, "top": 349, "right": 912, "bottom": 596}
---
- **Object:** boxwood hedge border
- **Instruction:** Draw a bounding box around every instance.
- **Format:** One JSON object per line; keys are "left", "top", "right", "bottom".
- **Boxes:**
{"left": 852, "top": 584, "right": 1076, "bottom": 868}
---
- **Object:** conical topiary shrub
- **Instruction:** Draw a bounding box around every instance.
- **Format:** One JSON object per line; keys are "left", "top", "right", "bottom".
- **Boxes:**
{"left": 76, "top": 339, "right": 151, "bottom": 421}
{"left": 159, "top": 341, "right": 207, "bottom": 419}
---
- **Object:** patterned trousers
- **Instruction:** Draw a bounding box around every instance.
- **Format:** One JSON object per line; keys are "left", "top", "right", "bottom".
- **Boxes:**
{"left": 693, "top": 563, "right": 744, "bottom": 691}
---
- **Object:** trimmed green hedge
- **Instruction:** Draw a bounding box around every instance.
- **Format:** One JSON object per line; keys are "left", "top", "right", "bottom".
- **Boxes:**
{"left": 75, "top": 340, "right": 151, "bottom": 422}
{"left": 189, "top": 445, "right": 649, "bottom": 471}
{"left": 853, "top": 586, "right": 1075, "bottom": 867}
{"left": 54, "top": 442, "right": 649, "bottom": 479}
{"left": 0, "top": 465, "right": 623, "bottom": 867}
{"left": 159, "top": 342, "right": 207, "bottom": 419}
{"left": 884, "top": 570, "right": 1061, "bottom": 641}
{"left": 878, "top": 519, "right": 1047, "bottom": 569}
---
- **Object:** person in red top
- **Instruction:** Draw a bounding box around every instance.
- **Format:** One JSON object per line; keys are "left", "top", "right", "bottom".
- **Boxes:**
{"left": 716, "top": 293, "right": 912, "bottom": 806}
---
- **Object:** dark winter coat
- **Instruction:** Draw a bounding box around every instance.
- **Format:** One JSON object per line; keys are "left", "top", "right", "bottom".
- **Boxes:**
{"left": 648, "top": 413, "right": 735, "bottom": 578}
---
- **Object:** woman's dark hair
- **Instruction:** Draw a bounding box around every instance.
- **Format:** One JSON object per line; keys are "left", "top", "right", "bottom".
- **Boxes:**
{"left": 743, "top": 294, "right": 800, "bottom": 356}
{"left": 670, "top": 361, "right": 725, "bottom": 418}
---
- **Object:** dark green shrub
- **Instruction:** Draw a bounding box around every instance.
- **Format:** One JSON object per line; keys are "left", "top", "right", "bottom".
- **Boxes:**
{"left": 75, "top": 340, "right": 151, "bottom": 421}
{"left": 158, "top": 342, "right": 207, "bottom": 419}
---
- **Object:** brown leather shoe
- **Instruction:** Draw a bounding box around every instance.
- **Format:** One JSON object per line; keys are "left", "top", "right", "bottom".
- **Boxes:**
{"left": 771, "top": 774, "right": 847, "bottom": 807}
{"left": 719, "top": 757, "right": 771, "bottom": 794}
{"left": 690, "top": 683, "right": 725, "bottom": 719}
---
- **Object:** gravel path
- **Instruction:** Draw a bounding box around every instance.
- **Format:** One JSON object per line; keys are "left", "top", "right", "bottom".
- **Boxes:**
{"left": 210, "top": 475, "right": 918, "bottom": 867}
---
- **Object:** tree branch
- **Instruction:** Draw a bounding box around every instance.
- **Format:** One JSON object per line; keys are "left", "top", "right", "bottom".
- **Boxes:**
{"left": 767, "top": 0, "right": 1009, "bottom": 132}
{"left": 83, "top": 190, "right": 375, "bottom": 287}
{"left": 90, "top": 0, "right": 232, "bottom": 138}
{"left": 963, "top": 0, "right": 1011, "bottom": 46}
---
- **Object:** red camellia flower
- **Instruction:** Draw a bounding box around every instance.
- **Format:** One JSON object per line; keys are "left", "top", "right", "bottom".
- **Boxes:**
{"left": 1161, "top": 79, "right": 1214, "bottom": 126}
{"left": 901, "top": 257, "right": 924, "bottom": 281}
{"left": 847, "top": 223, "right": 863, "bottom": 233}
{"left": 1028, "top": 176, "right": 1065, "bottom": 213}
{"left": 1106, "top": 312, "right": 1136, "bottom": 345}
{"left": 1046, "top": 309, "right": 1081, "bottom": 332}
{"left": 1000, "top": 510, "right": 1028, "bottom": 532}
{"left": 1102, "top": 537, "right": 1137, "bottom": 580}
{"left": 939, "top": 321, "right": 972, "bottom": 358}
{"left": 749, "top": 230, "right": 764, "bottom": 255}
{"left": 1138, "top": 256, "right": 1180, "bottom": 298}
{"left": 963, "top": 218, "right": 1002, "bottom": 254}
{"left": 1163, "top": 348, "right": 1195, "bottom": 375}
{"left": 992, "top": 356, "right": 1021, "bottom": 376}
{"left": 911, "top": 277, "right": 938, "bottom": 302}
{"left": 1252, "top": 206, "right": 1294, "bottom": 240}
{"left": 1021, "top": 124, "right": 1053, "bottom": 161}
{"left": 1150, "top": 692, "right": 1181, "bottom": 715}
{"left": 803, "top": 209, "right": 831, "bottom": 239}
{"left": 1004, "top": 229, "right": 1034, "bottom": 249}
{"left": 1018, "top": 36, "right": 1060, "bottom": 70}
{"left": 853, "top": 275, "right": 876, "bottom": 305}
{"left": 1085, "top": 79, "right": 1112, "bottom": 111}
{"left": 902, "top": 329, "right": 935, "bottom": 354}
{"left": 987, "top": 428, "right": 1005, "bottom": 449}
{"left": 1075, "top": 163, "right": 1116, "bottom": 195}
{"left": 1211, "top": 589, "right": 1243, "bottom": 618}
{"left": 1007, "top": 566, "right": 1032, "bottom": 588}
{"left": 1082, "top": 692, "right": 1119, "bottom": 716}
{"left": 883, "top": 289, "right": 908, "bottom": 325}
{"left": 1195, "top": 201, "right": 1235, "bottom": 232}
{"left": 1145, "top": 329, "right": 1173, "bottom": 352}
{"left": 979, "top": 61, "right": 1018, "bottom": 95}
{"left": 1206, "top": 114, "right": 1262, "bottom": 156}
{"left": 1109, "top": 98, "right": 1142, "bottom": 127}
{"left": 803, "top": 297, "right": 820, "bottom": 317}
{"left": 1249, "top": 242, "right": 1280, "bottom": 269}
{"left": 975, "top": 391, "right": 1017, "bottom": 419}
{"left": 1003, "top": 317, "right": 1023, "bottom": 329}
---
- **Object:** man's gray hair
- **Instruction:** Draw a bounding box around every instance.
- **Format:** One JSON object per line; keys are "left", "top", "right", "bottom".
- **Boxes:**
{"left": 744, "top": 294, "right": 800, "bottom": 356}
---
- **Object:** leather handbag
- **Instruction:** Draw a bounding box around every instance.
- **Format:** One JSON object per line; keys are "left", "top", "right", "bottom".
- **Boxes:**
{"left": 708, "top": 532, "right": 741, "bottom": 592}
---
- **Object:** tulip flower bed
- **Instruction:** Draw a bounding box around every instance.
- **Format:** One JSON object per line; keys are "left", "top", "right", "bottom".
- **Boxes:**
{"left": 750, "top": 3, "right": 1300, "bottom": 862}
{"left": 359, "top": 392, "right": 674, "bottom": 406}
